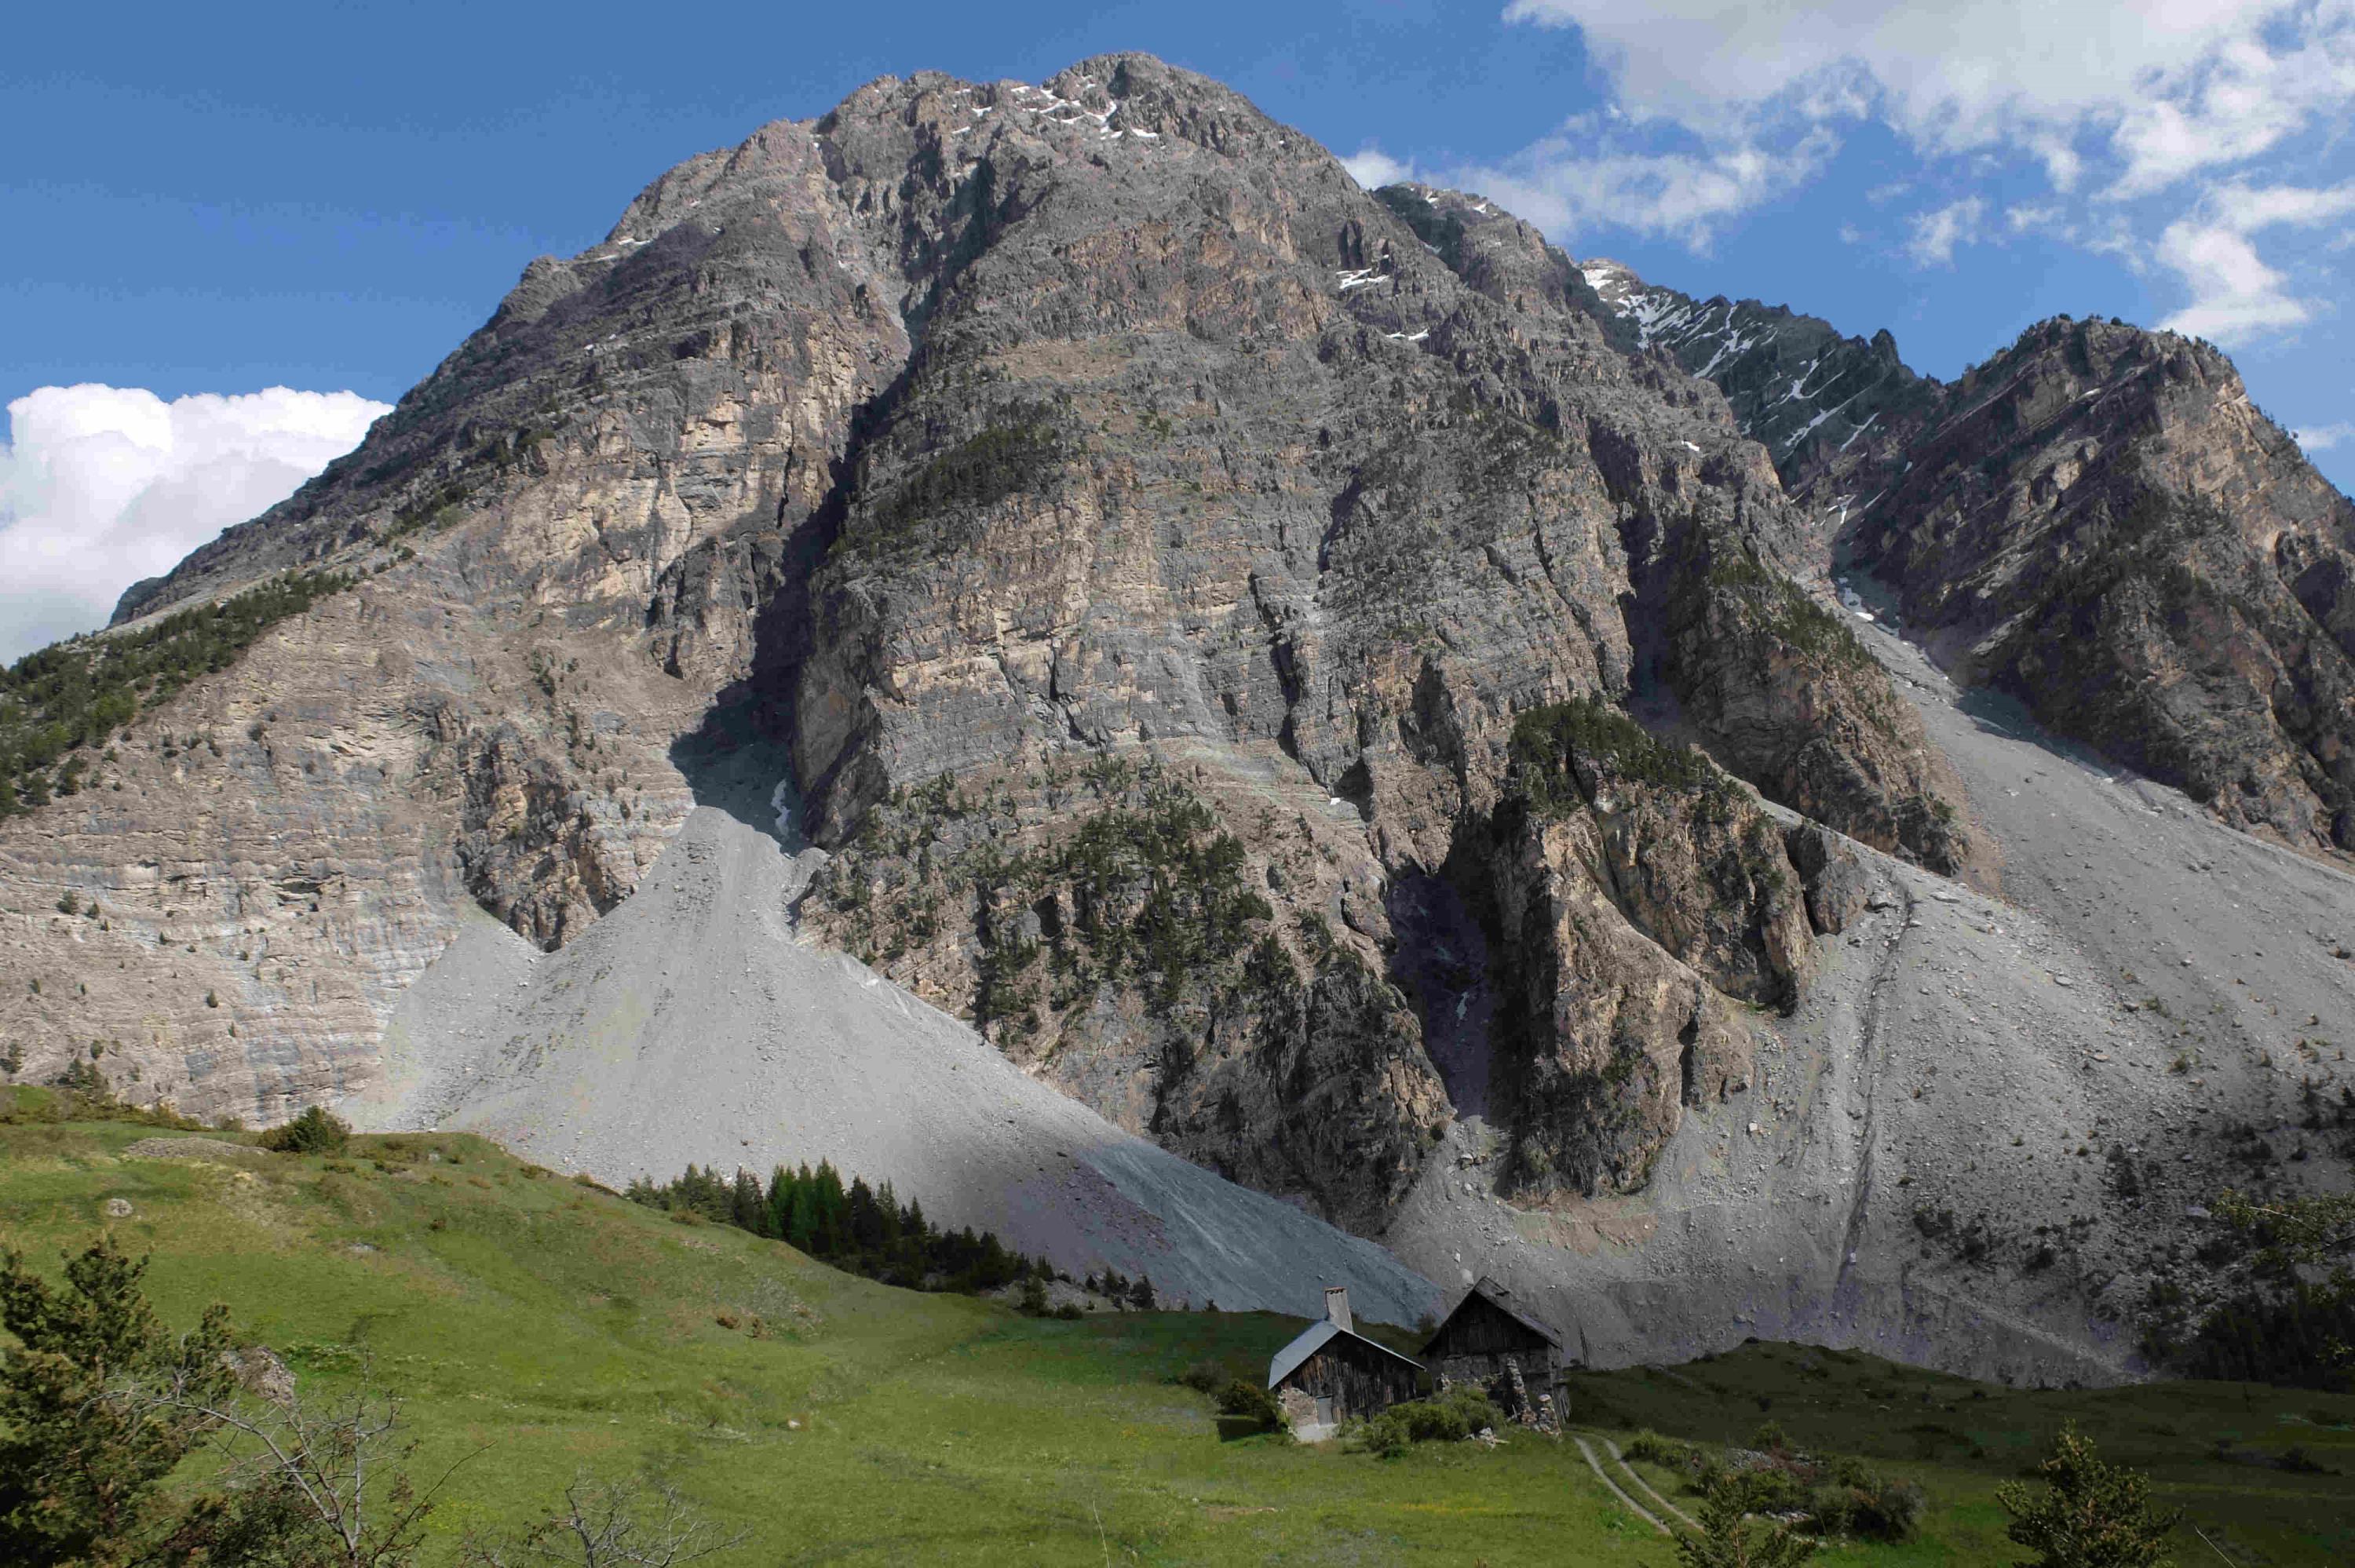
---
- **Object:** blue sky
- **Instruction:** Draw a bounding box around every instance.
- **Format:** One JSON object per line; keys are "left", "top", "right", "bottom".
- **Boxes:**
{"left": 5, "top": 2, "right": 2352, "bottom": 656}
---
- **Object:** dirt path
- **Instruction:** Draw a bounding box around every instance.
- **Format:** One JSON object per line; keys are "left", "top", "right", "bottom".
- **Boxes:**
{"left": 1601, "top": 1436, "right": 1702, "bottom": 1533}
{"left": 1383, "top": 609, "right": 2355, "bottom": 1385}
{"left": 1572, "top": 1434, "right": 1668, "bottom": 1535}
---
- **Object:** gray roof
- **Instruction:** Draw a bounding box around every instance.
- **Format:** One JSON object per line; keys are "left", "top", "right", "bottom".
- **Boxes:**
{"left": 1426, "top": 1276, "right": 1563, "bottom": 1352}
{"left": 1267, "top": 1318, "right": 1425, "bottom": 1389}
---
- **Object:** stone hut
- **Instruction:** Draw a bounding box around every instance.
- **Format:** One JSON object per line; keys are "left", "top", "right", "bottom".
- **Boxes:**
{"left": 1266, "top": 1286, "right": 1423, "bottom": 1440}
{"left": 1418, "top": 1276, "right": 1565, "bottom": 1428}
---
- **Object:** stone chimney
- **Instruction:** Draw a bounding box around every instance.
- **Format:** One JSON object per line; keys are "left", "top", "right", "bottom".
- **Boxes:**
{"left": 1324, "top": 1285, "right": 1353, "bottom": 1333}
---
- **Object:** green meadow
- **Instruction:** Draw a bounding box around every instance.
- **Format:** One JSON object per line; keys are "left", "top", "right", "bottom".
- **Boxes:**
{"left": 3, "top": 1111, "right": 2350, "bottom": 1565}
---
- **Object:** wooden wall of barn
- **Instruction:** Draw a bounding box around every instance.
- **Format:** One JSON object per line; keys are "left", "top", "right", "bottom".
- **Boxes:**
{"left": 1279, "top": 1342, "right": 1420, "bottom": 1420}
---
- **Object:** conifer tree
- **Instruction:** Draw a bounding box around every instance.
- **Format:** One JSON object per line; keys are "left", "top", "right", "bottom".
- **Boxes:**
{"left": 728, "top": 1170, "right": 765, "bottom": 1237}
{"left": 1997, "top": 1424, "right": 2180, "bottom": 1568}
{"left": 0, "top": 1236, "right": 240, "bottom": 1566}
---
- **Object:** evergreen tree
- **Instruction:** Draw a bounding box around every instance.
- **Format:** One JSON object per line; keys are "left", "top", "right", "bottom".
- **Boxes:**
{"left": 764, "top": 1165, "right": 795, "bottom": 1240}
{"left": 728, "top": 1170, "right": 765, "bottom": 1237}
{"left": 846, "top": 1177, "right": 882, "bottom": 1255}
{"left": 811, "top": 1162, "right": 849, "bottom": 1256}
{"left": 0, "top": 1236, "right": 241, "bottom": 1567}
{"left": 1675, "top": 1481, "right": 1817, "bottom": 1567}
{"left": 1997, "top": 1424, "right": 2180, "bottom": 1568}
{"left": 784, "top": 1181, "right": 819, "bottom": 1255}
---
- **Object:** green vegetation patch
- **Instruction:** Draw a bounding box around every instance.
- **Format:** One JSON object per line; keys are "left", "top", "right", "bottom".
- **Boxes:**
{"left": 0, "top": 569, "right": 352, "bottom": 821}
{"left": 1704, "top": 546, "right": 1877, "bottom": 674}
{"left": 625, "top": 1160, "right": 1050, "bottom": 1298}
{"left": 811, "top": 757, "right": 1287, "bottom": 1036}
{"left": 842, "top": 418, "right": 1068, "bottom": 561}
{"left": 1507, "top": 696, "right": 1725, "bottom": 816}
{"left": 3, "top": 1118, "right": 2353, "bottom": 1563}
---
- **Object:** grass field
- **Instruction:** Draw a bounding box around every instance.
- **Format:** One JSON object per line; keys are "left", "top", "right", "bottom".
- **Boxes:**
{"left": 2, "top": 1114, "right": 2350, "bottom": 1565}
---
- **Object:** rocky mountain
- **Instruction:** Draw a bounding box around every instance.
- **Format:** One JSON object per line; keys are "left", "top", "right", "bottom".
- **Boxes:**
{"left": 2, "top": 54, "right": 2349, "bottom": 1383}
{"left": 1568, "top": 251, "right": 1935, "bottom": 492}
{"left": 1572, "top": 248, "right": 2355, "bottom": 856}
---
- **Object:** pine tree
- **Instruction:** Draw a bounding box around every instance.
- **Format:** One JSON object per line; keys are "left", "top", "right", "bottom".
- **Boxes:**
{"left": 846, "top": 1178, "right": 882, "bottom": 1256}
{"left": 1997, "top": 1424, "right": 2180, "bottom": 1568}
{"left": 1675, "top": 1481, "right": 1816, "bottom": 1567}
{"left": 0, "top": 1236, "right": 241, "bottom": 1567}
{"left": 728, "top": 1169, "right": 765, "bottom": 1237}
{"left": 764, "top": 1165, "right": 796, "bottom": 1239}
{"left": 784, "top": 1181, "right": 819, "bottom": 1255}
{"left": 811, "top": 1162, "right": 849, "bottom": 1257}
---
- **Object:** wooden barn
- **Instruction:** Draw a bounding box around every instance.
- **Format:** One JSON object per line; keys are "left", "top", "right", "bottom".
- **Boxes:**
{"left": 1266, "top": 1287, "right": 1422, "bottom": 1440}
{"left": 1418, "top": 1277, "right": 1566, "bottom": 1427}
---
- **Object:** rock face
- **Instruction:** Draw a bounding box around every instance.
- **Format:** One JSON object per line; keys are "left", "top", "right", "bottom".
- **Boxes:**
{"left": 3, "top": 51, "right": 2351, "bottom": 1384}
{"left": 0, "top": 56, "right": 1959, "bottom": 1227}
{"left": 1836, "top": 320, "right": 2355, "bottom": 853}
{"left": 1572, "top": 255, "right": 1936, "bottom": 489}
{"left": 1579, "top": 257, "right": 2355, "bottom": 858}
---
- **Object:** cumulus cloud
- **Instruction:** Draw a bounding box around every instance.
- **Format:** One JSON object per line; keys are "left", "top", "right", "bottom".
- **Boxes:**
{"left": 1475, "top": 0, "right": 2355, "bottom": 297}
{"left": 1342, "top": 145, "right": 1418, "bottom": 189}
{"left": 2157, "top": 181, "right": 2355, "bottom": 341}
{"left": 1502, "top": 0, "right": 2335, "bottom": 169}
{"left": 2295, "top": 420, "right": 2355, "bottom": 450}
{"left": 1905, "top": 196, "right": 1988, "bottom": 265}
{"left": 1463, "top": 124, "right": 1836, "bottom": 248}
{"left": 0, "top": 385, "right": 389, "bottom": 662}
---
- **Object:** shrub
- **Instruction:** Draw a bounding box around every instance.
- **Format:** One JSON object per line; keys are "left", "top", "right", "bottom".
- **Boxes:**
{"left": 1349, "top": 1409, "right": 1411, "bottom": 1459}
{"left": 1344, "top": 1387, "right": 1498, "bottom": 1456}
{"left": 1810, "top": 1458, "right": 1925, "bottom": 1541}
{"left": 1215, "top": 1380, "right": 1286, "bottom": 1433}
{"left": 1678, "top": 1478, "right": 1818, "bottom": 1566}
{"left": 258, "top": 1106, "right": 352, "bottom": 1155}
{"left": 1625, "top": 1428, "right": 1696, "bottom": 1468}
{"left": 1175, "top": 1358, "right": 1225, "bottom": 1395}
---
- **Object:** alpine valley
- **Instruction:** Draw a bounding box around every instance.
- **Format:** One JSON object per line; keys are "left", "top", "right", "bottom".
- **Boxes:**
{"left": 7, "top": 53, "right": 2353, "bottom": 1399}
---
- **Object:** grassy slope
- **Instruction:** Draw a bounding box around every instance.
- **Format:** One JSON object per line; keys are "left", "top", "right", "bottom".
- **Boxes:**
{"left": 2, "top": 1117, "right": 2349, "bottom": 1566}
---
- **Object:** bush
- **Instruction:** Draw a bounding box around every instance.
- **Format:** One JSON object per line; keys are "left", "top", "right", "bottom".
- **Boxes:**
{"left": 1809, "top": 1459, "right": 1924, "bottom": 1542}
{"left": 1350, "top": 1409, "right": 1411, "bottom": 1459}
{"left": 1215, "top": 1380, "right": 1286, "bottom": 1433}
{"left": 1344, "top": 1387, "right": 1498, "bottom": 1457}
{"left": 1678, "top": 1478, "right": 1819, "bottom": 1567}
{"left": 1999, "top": 1424, "right": 2178, "bottom": 1568}
{"left": 259, "top": 1106, "right": 352, "bottom": 1154}
{"left": 1175, "top": 1358, "right": 1224, "bottom": 1395}
{"left": 1627, "top": 1428, "right": 1697, "bottom": 1467}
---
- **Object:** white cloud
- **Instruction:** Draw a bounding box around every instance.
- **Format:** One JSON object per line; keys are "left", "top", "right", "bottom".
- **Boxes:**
{"left": 1478, "top": 0, "right": 2355, "bottom": 278}
{"left": 1342, "top": 146, "right": 1418, "bottom": 188}
{"left": 1461, "top": 125, "right": 1837, "bottom": 247}
{"left": 0, "top": 385, "right": 388, "bottom": 662}
{"left": 1501, "top": 1, "right": 2331, "bottom": 169}
{"left": 1905, "top": 196, "right": 1988, "bottom": 265}
{"left": 2156, "top": 181, "right": 2355, "bottom": 341}
{"left": 2295, "top": 420, "right": 2355, "bottom": 450}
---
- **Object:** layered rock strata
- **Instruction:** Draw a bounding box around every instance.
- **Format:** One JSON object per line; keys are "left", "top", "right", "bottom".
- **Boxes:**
{"left": 10, "top": 56, "right": 1958, "bottom": 1223}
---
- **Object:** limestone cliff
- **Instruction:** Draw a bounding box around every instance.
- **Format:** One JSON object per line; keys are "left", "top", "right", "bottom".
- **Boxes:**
{"left": 5, "top": 56, "right": 1960, "bottom": 1227}
{"left": 1573, "top": 253, "right": 2355, "bottom": 859}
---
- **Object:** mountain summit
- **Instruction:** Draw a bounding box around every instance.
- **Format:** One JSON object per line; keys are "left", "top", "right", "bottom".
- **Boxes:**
{"left": 3, "top": 54, "right": 2350, "bottom": 1384}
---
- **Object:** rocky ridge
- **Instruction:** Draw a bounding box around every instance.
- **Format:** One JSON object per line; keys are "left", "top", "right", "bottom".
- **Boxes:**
{"left": 0, "top": 54, "right": 2345, "bottom": 1383}
{"left": 1568, "top": 246, "right": 2355, "bottom": 858}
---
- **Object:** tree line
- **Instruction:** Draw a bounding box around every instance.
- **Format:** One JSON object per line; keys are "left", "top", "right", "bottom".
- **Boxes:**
{"left": 0, "top": 569, "right": 353, "bottom": 821}
{"left": 623, "top": 1161, "right": 1050, "bottom": 1296}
